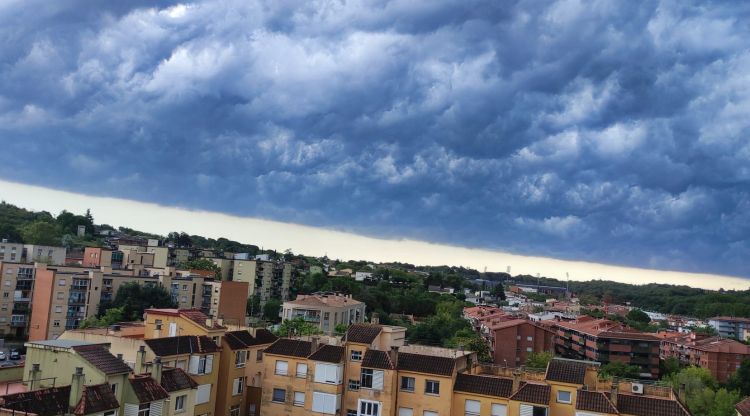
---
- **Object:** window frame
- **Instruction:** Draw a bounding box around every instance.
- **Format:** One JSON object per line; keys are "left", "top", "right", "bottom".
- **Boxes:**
{"left": 425, "top": 379, "right": 440, "bottom": 395}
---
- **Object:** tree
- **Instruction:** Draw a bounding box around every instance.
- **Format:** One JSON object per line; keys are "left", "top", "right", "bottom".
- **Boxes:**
{"left": 600, "top": 361, "right": 641, "bottom": 379}
{"left": 525, "top": 352, "right": 553, "bottom": 370}
{"left": 446, "top": 328, "right": 492, "bottom": 363}
{"left": 626, "top": 309, "right": 651, "bottom": 324}
{"left": 21, "top": 221, "right": 61, "bottom": 246}
{"left": 491, "top": 283, "right": 506, "bottom": 300}
{"left": 334, "top": 324, "right": 349, "bottom": 336}
{"left": 727, "top": 359, "right": 750, "bottom": 396}
{"left": 181, "top": 259, "right": 221, "bottom": 279}
{"left": 0, "top": 224, "right": 22, "bottom": 243}
{"left": 109, "top": 282, "right": 176, "bottom": 321}
{"left": 247, "top": 295, "right": 261, "bottom": 317}
{"left": 263, "top": 299, "right": 282, "bottom": 323}
{"left": 81, "top": 306, "right": 125, "bottom": 328}
{"left": 275, "top": 317, "right": 322, "bottom": 337}
{"left": 660, "top": 357, "right": 681, "bottom": 377}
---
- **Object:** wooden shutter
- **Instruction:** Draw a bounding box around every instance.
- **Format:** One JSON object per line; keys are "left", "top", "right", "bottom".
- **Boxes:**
{"left": 150, "top": 400, "right": 163, "bottom": 416}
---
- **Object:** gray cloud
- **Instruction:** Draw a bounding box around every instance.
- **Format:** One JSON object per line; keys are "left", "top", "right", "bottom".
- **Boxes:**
{"left": 1, "top": 0, "right": 749, "bottom": 276}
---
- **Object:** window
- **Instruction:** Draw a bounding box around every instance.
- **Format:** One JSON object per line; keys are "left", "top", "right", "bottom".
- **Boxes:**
{"left": 57, "top": 292, "right": 64, "bottom": 300}
{"left": 358, "top": 400, "right": 380, "bottom": 416}
{"left": 425, "top": 380, "right": 440, "bottom": 395}
{"left": 296, "top": 363, "right": 308, "bottom": 378}
{"left": 293, "top": 391, "right": 305, "bottom": 406}
{"left": 527, "top": 336, "right": 533, "bottom": 341}
{"left": 519, "top": 404, "right": 547, "bottom": 416}
{"left": 314, "top": 363, "right": 342, "bottom": 384}
{"left": 111, "top": 384, "right": 117, "bottom": 396}
{"left": 399, "top": 408, "right": 413, "bottom": 416}
{"left": 275, "top": 360, "right": 289, "bottom": 376}
{"left": 196, "top": 384, "right": 211, "bottom": 405}
{"left": 348, "top": 379, "right": 360, "bottom": 391}
{"left": 58, "top": 279, "right": 66, "bottom": 286}
{"left": 526, "top": 347, "right": 533, "bottom": 352}
{"left": 175, "top": 395, "right": 186, "bottom": 412}
{"left": 229, "top": 406, "right": 240, "bottom": 416}
{"left": 351, "top": 350, "right": 362, "bottom": 361}
{"left": 138, "top": 403, "right": 150, "bottom": 416}
{"left": 272, "top": 388, "right": 286, "bottom": 403}
{"left": 491, "top": 404, "right": 507, "bottom": 416}
{"left": 55, "top": 306, "right": 62, "bottom": 313}
{"left": 235, "top": 350, "right": 247, "bottom": 368}
{"left": 361, "top": 369, "right": 384, "bottom": 390}
{"left": 347, "top": 410, "right": 357, "bottom": 416}
{"left": 189, "top": 355, "right": 213, "bottom": 375}
{"left": 53, "top": 320, "right": 60, "bottom": 327}
{"left": 257, "top": 350, "right": 264, "bottom": 362}
{"left": 312, "top": 392, "right": 338, "bottom": 415}
{"left": 557, "top": 390, "right": 572, "bottom": 404}
{"left": 182, "top": 284, "right": 188, "bottom": 291}
{"left": 104, "top": 412, "right": 115, "bottom": 416}
{"left": 2, "top": 293, "right": 7, "bottom": 298}
{"left": 465, "top": 400, "right": 480, "bottom": 416}
{"left": 232, "top": 377, "right": 244, "bottom": 395}
{"left": 400, "top": 376, "right": 415, "bottom": 392}
{"left": 423, "top": 412, "right": 437, "bottom": 416}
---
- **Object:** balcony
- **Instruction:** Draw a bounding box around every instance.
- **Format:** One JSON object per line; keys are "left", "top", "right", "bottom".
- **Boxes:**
{"left": 10, "top": 320, "right": 26, "bottom": 328}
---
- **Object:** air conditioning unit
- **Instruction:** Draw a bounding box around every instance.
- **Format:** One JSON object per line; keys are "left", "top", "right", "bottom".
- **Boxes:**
{"left": 631, "top": 383, "right": 644, "bottom": 394}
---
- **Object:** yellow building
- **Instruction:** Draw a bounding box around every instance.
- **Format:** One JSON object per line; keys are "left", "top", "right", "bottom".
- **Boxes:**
{"left": 144, "top": 308, "right": 227, "bottom": 343}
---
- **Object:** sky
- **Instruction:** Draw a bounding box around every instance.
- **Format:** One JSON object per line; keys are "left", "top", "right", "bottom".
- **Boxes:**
{"left": 0, "top": 1, "right": 749, "bottom": 279}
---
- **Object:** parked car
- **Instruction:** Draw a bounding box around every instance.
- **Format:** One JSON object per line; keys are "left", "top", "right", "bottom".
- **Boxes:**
{"left": 0, "top": 351, "right": 6, "bottom": 361}
{"left": 9, "top": 350, "right": 20, "bottom": 360}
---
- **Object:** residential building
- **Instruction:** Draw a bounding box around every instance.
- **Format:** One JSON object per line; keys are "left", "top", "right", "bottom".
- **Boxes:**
{"left": 233, "top": 259, "right": 293, "bottom": 304}
{"left": 554, "top": 317, "right": 661, "bottom": 379}
{"left": 737, "top": 396, "right": 750, "bottom": 416}
{"left": 708, "top": 317, "right": 750, "bottom": 339}
{"left": 82, "top": 247, "right": 113, "bottom": 268}
{"left": 22, "top": 245, "right": 67, "bottom": 265}
{"left": 119, "top": 244, "right": 169, "bottom": 269}
{"left": 281, "top": 293, "right": 366, "bottom": 336}
{"left": 661, "top": 334, "right": 750, "bottom": 382}
{"left": 144, "top": 308, "right": 227, "bottom": 343}
{"left": 200, "top": 280, "right": 250, "bottom": 325}
{"left": 489, "top": 319, "right": 555, "bottom": 367}
{"left": 0, "top": 241, "right": 24, "bottom": 262}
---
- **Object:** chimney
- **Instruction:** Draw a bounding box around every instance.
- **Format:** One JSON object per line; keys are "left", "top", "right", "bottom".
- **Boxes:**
{"left": 154, "top": 323, "right": 162, "bottom": 339}
{"left": 372, "top": 313, "right": 379, "bottom": 325}
{"left": 206, "top": 318, "right": 213, "bottom": 328}
{"left": 511, "top": 370, "right": 522, "bottom": 394}
{"left": 116, "top": 353, "right": 123, "bottom": 360}
{"left": 69, "top": 367, "right": 85, "bottom": 408}
{"left": 152, "top": 357, "right": 163, "bottom": 385}
{"left": 311, "top": 337, "right": 320, "bottom": 352}
{"left": 610, "top": 379, "right": 619, "bottom": 408}
{"left": 678, "top": 383, "right": 686, "bottom": 402}
{"left": 136, "top": 345, "right": 146, "bottom": 373}
{"left": 29, "top": 363, "right": 42, "bottom": 390}
{"left": 389, "top": 346, "right": 399, "bottom": 367}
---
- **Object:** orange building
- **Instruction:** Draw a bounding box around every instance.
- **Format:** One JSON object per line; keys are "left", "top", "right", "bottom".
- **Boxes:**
{"left": 661, "top": 334, "right": 750, "bottom": 382}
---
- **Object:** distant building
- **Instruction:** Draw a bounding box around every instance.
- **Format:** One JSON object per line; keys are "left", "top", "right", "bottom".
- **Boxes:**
{"left": 661, "top": 333, "right": 750, "bottom": 382}
{"left": 708, "top": 316, "right": 750, "bottom": 338}
{"left": 22, "top": 245, "right": 66, "bottom": 265}
{"left": 0, "top": 241, "right": 23, "bottom": 262}
{"left": 490, "top": 319, "right": 556, "bottom": 367}
{"left": 281, "top": 293, "right": 366, "bottom": 335}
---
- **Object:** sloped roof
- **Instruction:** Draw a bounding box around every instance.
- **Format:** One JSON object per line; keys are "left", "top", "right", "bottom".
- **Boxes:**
{"left": 252, "top": 329, "right": 278, "bottom": 345}
{"left": 224, "top": 331, "right": 256, "bottom": 350}
{"left": 509, "top": 383, "right": 550, "bottom": 405}
{"left": 0, "top": 385, "right": 71, "bottom": 416}
{"left": 361, "top": 350, "right": 394, "bottom": 370}
{"left": 264, "top": 339, "right": 312, "bottom": 358}
{"left": 145, "top": 335, "right": 220, "bottom": 357}
{"left": 617, "top": 394, "right": 691, "bottom": 416}
{"left": 129, "top": 375, "right": 170, "bottom": 404}
{"left": 454, "top": 373, "right": 514, "bottom": 398}
{"left": 161, "top": 368, "right": 198, "bottom": 392}
{"left": 73, "top": 383, "right": 120, "bottom": 416}
{"left": 308, "top": 345, "right": 344, "bottom": 363}
{"left": 73, "top": 344, "right": 131, "bottom": 375}
{"left": 345, "top": 324, "right": 382, "bottom": 344}
{"left": 397, "top": 352, "right": 454, "bottom": 376}
{"left": 737, "top": 397, "right": 750, "bottom": 416}
{"left": 546, "top": 359, "right": 588, "bottom": 385}
{"left": 575, "top": 390, "right": 618, "bottom": 414}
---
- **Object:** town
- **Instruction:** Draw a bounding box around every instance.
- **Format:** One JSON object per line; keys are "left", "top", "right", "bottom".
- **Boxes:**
{"left": 0, "top": 204, "right": 749, "bottom": 416}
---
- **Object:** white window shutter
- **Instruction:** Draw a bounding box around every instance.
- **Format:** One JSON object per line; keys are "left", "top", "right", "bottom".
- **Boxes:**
{"left": 520, "top": 404, "right": 534, "bottom": 416}
{"left": 336, "top": 365, "right": 343, "bottom": 384}
{"left": 465, "top": 400, "right": 480, "bottom": 414}
{"left": 188, "top": 356, "right": 200, "bottom": 374}
{"left": 124, "top": 404, "right": 138, "bottom": 416}
{"left": 491, "top": 404, "right": 507, "bottom": 416}
{"left": 277, "top": 361, "right": 289, "bottom": 375}
{"left": 205, "top": 355, "right": 213, "bottom": 374}
{"left": 373, "top": 370, "right": 384, "bottom": 390}
{"left": 312, "top": 392, "right": 325, "bottom": 413}
{"left": 169, "top": 322, "right": 177, "bottom": 336}
{"left": 233, "top": 378, "right": 240, "bottom": 395}
{"left": 399, "top": 408, "right": 413, "bottom": 416}
{"left": 196, "top": 384, "right": 211, "bottom": 404}
{"left": 314, "top": 363, "right": 326, "bottom": 383}
{"left": 150, "top": 400, "right": 164, "bottom": 416}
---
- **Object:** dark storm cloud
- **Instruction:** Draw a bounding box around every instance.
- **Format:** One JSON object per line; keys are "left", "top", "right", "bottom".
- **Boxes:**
{"left": 1, "top": 0, "right": 749, "bottom": 276}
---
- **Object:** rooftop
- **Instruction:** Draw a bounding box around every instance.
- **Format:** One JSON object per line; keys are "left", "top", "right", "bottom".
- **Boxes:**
{"left": 345, "top": 324, "right": 382, "bottom": 344}
{"left": 454, "top": 373, "right": 513, "bottom": 398}
{"left": 286, "top": 293, "right": 363, "bottom": 308}
{"left": 145, "top": 335, "right": 220, "bottom": 357}
{"left": 73, "top": 344, "right": 131, "bottom": 375}
{"left": 25, "top": 339, "right": 97, "bottom": 349}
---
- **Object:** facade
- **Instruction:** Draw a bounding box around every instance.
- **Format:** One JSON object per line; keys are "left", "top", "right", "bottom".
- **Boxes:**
{"left": 201, "top": 281, "right": 250, "bottom": 325}
{"left": 708, "top": 317, "right": 750, "bottom": 339}
{"left": 22, "top": 245, "right": 67, "bottom": 265}
{"left": 233, "top": 260, "right": 293, "bottom": 305}
{"left": 143, "top": 308, "right": 227, "bottom": 342}
{"left": 0, "top": 241, "right": 23, "bottom": 263}
{"left": 489, "top": 319, "right": 555, "bottom": 367}
{"left": 554, "top": 318, "right": 661, "bottom": 379}
{"left": 661, "top": 334, "right": 750, "bottom": 382}
{"left": 281, "top": 293, "right": 366, "bottom": 336}
{"left": 82, "top": 247, "right": 113, "bottom": 268}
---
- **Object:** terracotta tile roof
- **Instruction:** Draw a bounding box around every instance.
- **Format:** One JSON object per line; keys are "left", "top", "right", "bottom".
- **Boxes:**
{"left": 308, "top": 345, "right": 344, "bottom": 363}
{"left": 179, "top": 308, "right": 227, "bottom": 330}
{"left": 618, "top": 393, "right": 691, "bottom": 416}
{"left": 509, "top": 383, "right": 550, "bottom": 405}
{"left": 545, "top": 359, "right": 588, "bottom": 385}
{"left": 454, "top": 373, "right": 513, "bottom": 398}
{"left": 692, "top": 337, "right": 750, "bottom": 354}
{"left": 251, "top": 329, "right": 278, "bottom": 345}
{"left": 161, "top": 368, "right": 198, "bottom": 392}
{"left": 0, "top": 386, "right": 71, "bottom": 416}
{"left": 264, "top": 338, "right": 312, "bottom": 358}
{"left": 129, "top": 375, "right": 170, "bottom": 404}
{"left": 73, "top": 383, "right": 120, "bottom": 416}
{"left": 361, "top": 350, "right": 394, "bottom": 370}
{"left": 397, "top": 352, "right": 454, "bottom": 376}
{"left": 345, "top": 324, "right": 382, "bottom": 344}
{"left": 736, "top": 397, "right": 750, "bottom": 416}
{"left": 288, "top": 294, "right": 363, "bottom": 308}
{"left": 73, "top": 344, "right": 131, "bottom": 375}
{"left": 224, "top": 330, "right": 256, "bottom": 350}
{"left": 145, "top": 335, "right": 220, "bottom": 357}
{"left": 575, "top": 390, "right": 617, "bottom": 414}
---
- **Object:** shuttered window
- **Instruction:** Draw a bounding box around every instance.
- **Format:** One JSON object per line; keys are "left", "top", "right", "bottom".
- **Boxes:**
{"left": 232, "top": 377, "right": 244, "bottom": 395}
{"left": 124, "top": 404, "right": 139, "bottom": 416}
{"left": 398, "top": 408, "right": 413, "bottom": 416}
{"left": 465, "top": 400, "right": 480, "bottom": 416}
{"left": 491, "top": 404, "right": 507, "bottom": 416}
{"left": 275, "top": 360, "right": 289, "bottom": 375}
{"left": 312, "top": 392, "right": 337, "bottom": 415}
{"left": 150, "top": 400, "right": 163, "bottom": 416}
{"left": 196, "top": 384, "right": 211, "bottom": 404}
{"left": 314, "top": 363, "right": 342, "bottom": 384}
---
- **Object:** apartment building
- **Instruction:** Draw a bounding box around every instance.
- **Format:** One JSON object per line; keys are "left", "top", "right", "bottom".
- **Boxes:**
{"left": 119, "top": 244, "right": 169, "bottom": 268}
{"left": 281, "top": 293, "right": 366, "bottom": 336}
{"left": 144, "top": 308, "right": 227, "bottom": 343}
{"left": 260, "top": 324, "right": 692, "bottom": 416}
{"left": 200, "top": 281, "right": 250, "bottom": 325}
{"left": 661, "top": 333, "right": 750, "bottom": 382}
{"left": 489, "top": 319, "right": 555, "bottom": 367}
{"left": 0, "top": 241, "right": 23, "bottom": 262}
{"left": 233, "top": 259, "right": 293, "bottom": 304}
{"left": 82, "top": 247, "right": 113, "bottom": 268}
{"left": 22, "top": 245, "right": 67, "bottom": 265}
{"left": 554, "top": 317, "right": 661, "bottom": 379}
{"left": 708, "top": 316, "right": 750, "bottom": 339}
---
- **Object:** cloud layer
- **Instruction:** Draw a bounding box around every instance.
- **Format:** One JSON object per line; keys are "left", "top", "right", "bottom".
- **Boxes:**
{"left": 1, "top": 0, "right": 749, "bottom": 276}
